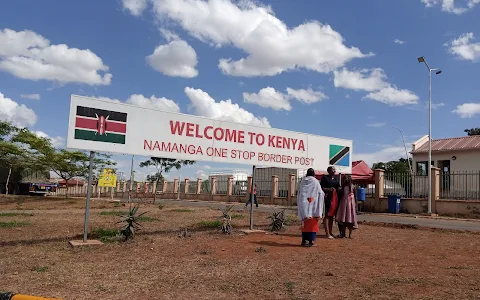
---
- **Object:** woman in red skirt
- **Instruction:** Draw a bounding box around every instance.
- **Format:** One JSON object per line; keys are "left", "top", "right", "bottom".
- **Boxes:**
{"left": 297, "top": 168, "right": 325, "bottom": 247}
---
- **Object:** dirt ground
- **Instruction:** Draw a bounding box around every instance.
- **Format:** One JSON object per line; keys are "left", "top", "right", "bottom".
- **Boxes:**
{"left": 1, "top": 197, "right": 480, "bottom": 300}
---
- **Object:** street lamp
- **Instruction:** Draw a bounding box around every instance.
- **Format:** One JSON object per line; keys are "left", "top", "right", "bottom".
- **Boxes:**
{"left": 417, "top": 56, "right": 442, "bottom": 214}
{"left": 392, "top": 126, "right": 413, "bottom": 174}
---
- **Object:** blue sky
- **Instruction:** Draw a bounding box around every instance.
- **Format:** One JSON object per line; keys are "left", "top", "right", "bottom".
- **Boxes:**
{"left": 0, "top": 0, "right": 479, "bottom": 181}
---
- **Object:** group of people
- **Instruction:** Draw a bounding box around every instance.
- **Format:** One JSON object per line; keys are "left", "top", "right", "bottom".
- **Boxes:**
{"left": 297, "top": 166, "right": 358, "bottom": 247}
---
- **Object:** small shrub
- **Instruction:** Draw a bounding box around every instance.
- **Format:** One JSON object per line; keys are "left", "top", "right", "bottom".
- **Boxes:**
{"left": 267, "top": 209, "right": 286, "bottom": 232}
{"left": 231, "top": 214, "right": 244, "bottom": 219}
{"left": 171, "top": 208, "right": 193, "bottom": 213}
{"left": 99, "top": 211, "right": 124, "bottom": 216}
{"left": 255, "top": 246, "right": 267, "bottom": 253}
{"left": 158, "top": 204, "right": 165, "bottom": 210}
{"left": 31, "top": 266, "right": 49, "bottom": 273}
{"left": 91, "top": 227, "right": 119, "bottom": 243}
{"left": 220, "top": 205, "right": 234, "bottom": 234}
{"left": 0, "top": 212, "right": 33, "bottom": 217}
{"left": 199, "top": 220, "right": 222, "bottom": 228}
{"left": 0, "top": 221, "right": 31, "bottom": 228}
{"left": 118, "top": 204, "right": 147, "bottom": 241}
{"left": 178, "top": 228, "right": 192, "bottom": 238}
{"left": 137, "top": 216, "right": 158, "bottom": 222}
{"left": 113, "top": 202, "right": 121, "bottom": 207}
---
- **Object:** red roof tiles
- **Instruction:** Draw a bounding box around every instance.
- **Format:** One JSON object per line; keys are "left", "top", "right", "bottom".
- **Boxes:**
{"left": 411, "top": 135, "right": 480, "bottom": 153}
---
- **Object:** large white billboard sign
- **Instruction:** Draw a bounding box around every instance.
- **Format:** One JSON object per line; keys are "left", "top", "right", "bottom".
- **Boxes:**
{"left": 67, "top": 95, "right": 353, "bottom": 173}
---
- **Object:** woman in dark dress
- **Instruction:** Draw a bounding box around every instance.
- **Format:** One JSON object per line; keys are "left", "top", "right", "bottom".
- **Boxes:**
{"left": 320, "top": 166, "right": 341, "bottom": 239}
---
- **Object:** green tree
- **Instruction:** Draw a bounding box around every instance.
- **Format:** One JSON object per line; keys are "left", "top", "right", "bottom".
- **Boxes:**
{"left": 372, "top": 158, "right": 412, "bottom": 173}
{"left": 49, "top": 150, "right": 116, "bottom": 197}
{"left": 465, "top": 128, "right": 480, "bottom": 136}
{"left": 139, "top": 157, "right": 195, "bottom": 187}
{"left": 0, "top": 122, "right": 51, "bottom": 195}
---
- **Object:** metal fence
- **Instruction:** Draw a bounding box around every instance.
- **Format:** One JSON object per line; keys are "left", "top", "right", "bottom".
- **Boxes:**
{"left": 439, "top": 171, "right": 480, "bottom": 201}
{"left": 200, "top": 180, "right": 210, "bottom": 194}
{"left": 383, "top": 172, "right": 428, "bottom": 198}
{"left": 165, "top": 182, "right": 174, "bottom": 193}
{"left": 188, "top": 182, "right": 198, "bottom": 194}
{"left": 215, "top": 176, "right": 228, "bottom": 195}
{"left": 254, "top": 170, "right": 272, "bottom": 197}
{"left": 232, "top": 178, "right": 248, "bottom": 196}
{"left": 155, "top": 181, "right": 164, "bottom": 194}
{"left": 278, "top": 178, "right": 290, "bottom": 198}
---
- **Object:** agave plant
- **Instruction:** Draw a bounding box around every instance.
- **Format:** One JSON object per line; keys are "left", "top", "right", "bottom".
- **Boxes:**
{"left": 117, "top": 204, "right": 147, "bottom": 241}
{"left": 220, "top": 205, "right": 234, "bottom": 234}
{"left": 268, "top": 208, "right": 286, "bottom": 232}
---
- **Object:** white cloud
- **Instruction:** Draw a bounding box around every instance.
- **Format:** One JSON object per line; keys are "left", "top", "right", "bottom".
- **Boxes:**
{"left": 243, "top": 87, "right": 291, "bottom": 111}
{"left": 394, "top": 39, "right": 406, "bottom": 44}
{"left": 421, "top": 0, "right": 479, "bottom": 14}
{"left": 366, "top": 122, "right": 386, "bottom": 128}
{"left": 452, "top": 102, "right": 480, "bottom": 118}
{"left": 334, "top": 68, "right": 419, "bottom": 106}
{"left": 159, "top": 28, "right": 180, "bottom": 42}
{"left": 333, "top": 68, "right": 389, "bottom": 92}
{"left": 184, "top": 87, "right": 270, "bottom": 127}
{"left": 146, "top": 40, "right": 199, "bottom": 78}
{"left": 0, "top": 92, "right": 37, "bottom": 127}
{"left": 94, "top": 96, "right": 122, "bottom": 103}
{"left": 126, "top": 94, "right": 180, "bottom": 112}
{"left": 286, "top": 87, "right": 328, "bottom": 104}
{"left": 353, "top": 146, "right": 406, "bottom": 167}
{"left": 122, "top": 0, "right": 148, "bottom": 16}
{"left": 243, "top": 86, "right": 327, "bottom": 111}
{"left": 20, "top": 93, "right": 40, "bottom": 100}
{"left": 196, "top": 169, "right": 208, "bottom": 180}
{"left": 363, "top": 87, "right": 419, "bottom": 106}
{"left": 34, "top": 131, "right": 65, "bottom": 148}
{"left": 445, "top": 32, "right": 480, "bottom": 61}
{"left": 148, "top": 0, "right": 371, "bottom": 77}
{"left": 92, "top": 94, "right": 180, "bottom": 112}
{"left": 0, "top": 28, "right": 112, "bottom": 85}
{"left": 431, "top": 102, "right": 445, "bottom": 109}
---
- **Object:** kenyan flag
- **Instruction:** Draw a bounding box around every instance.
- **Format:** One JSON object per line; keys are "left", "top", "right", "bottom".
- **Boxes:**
{"left": 74, "top": 106, "right": 127, "bottom": 144}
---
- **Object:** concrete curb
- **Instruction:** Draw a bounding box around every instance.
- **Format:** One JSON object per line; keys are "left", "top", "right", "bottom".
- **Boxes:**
{"left": 0, "top": 293, "right": 58, "bottom": 300}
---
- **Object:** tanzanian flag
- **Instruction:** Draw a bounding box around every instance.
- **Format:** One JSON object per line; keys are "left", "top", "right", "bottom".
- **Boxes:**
{"left": 74, "top": 106, "right": 127, "bottom": 144}
{"left": 329, "top": 144, "right": 350, "bottom": 167}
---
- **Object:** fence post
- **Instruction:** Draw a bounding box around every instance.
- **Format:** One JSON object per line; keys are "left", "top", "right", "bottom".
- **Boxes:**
{"left": 431, "top": 167, "right": 440, "bottom": 214}
{"left": 227, "top": 176, "right": 233, "bottom": 202}
{"left": 196, "top": 178, "right": 201, "bottom": 194}
{"left": 162, "top": 179, "right": 168, "bottom": 193}
{"left": 173, "top": 179, "right": 179, "bottom": 194}
{"left": 210, "top": 176, "right": 217, "bottom": 200}
{"left": 184, "top": 178, "right": 189, "bottom": 194}
{"left": 374, "top": 169, "right": 385, "bottom": 213}
{"left": 271, "top": 175, "right": 278, "bottom": 204}
{"left": 288, "top": 174, "right": 296, "bottom": 205}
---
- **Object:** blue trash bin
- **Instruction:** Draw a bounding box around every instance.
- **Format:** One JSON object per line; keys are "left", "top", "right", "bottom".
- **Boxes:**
{"left": 387, "top": 195, "right": 401, "bottom": 214}
{"left": 356, "top": 187, "right": 366, "bottom": 202}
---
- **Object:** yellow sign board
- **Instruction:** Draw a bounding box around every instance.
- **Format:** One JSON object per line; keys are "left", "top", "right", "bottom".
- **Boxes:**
{"left": 98, "top": 169, "right": 117, "bottom": 187}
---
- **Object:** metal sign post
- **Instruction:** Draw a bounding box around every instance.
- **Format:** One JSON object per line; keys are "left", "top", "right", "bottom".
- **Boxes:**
{"left": 249, "top": 165, "right": 256, "bottom": 230}
{"left": 83, "top": 151, "right": 95, "bottom": 242}
{"left": 128, "top": 155, "right": 134, "bottom": 203}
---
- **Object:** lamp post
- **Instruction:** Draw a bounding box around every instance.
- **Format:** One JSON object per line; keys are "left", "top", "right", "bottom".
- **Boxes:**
{"left": 392, "top": 126, "right": 413, "bottom": 174}
{"left": 417, "top": 56, "right": 442, "bottom": 214}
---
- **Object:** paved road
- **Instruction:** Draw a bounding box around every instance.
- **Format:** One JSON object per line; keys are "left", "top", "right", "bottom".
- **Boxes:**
{"left": 153, "top": 199, "right": 480, "bottom": 232}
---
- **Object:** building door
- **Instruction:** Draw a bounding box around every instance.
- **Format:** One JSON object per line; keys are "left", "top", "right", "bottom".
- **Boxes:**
{"left": 439, "top": 160, "right": 450, "bottom": 193}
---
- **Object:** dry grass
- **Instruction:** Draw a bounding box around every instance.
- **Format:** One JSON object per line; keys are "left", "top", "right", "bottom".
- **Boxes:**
{"left": 1, "top": 198, "right": 479, "bottom": 299}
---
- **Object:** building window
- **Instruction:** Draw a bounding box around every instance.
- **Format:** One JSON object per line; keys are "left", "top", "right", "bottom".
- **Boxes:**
{"left": 416, "top": 161, "right": 434, "bottom": 176}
